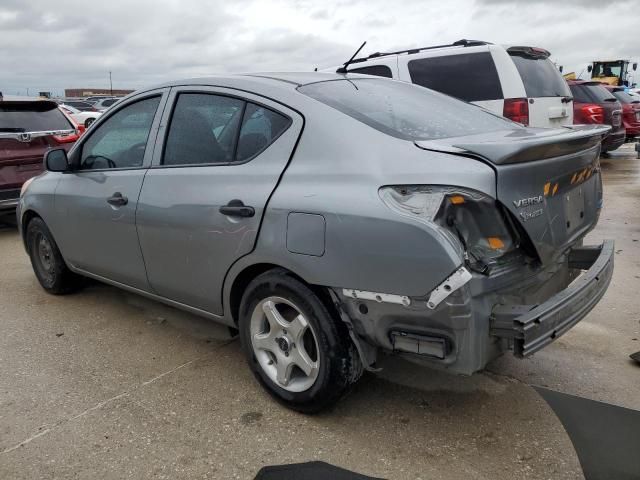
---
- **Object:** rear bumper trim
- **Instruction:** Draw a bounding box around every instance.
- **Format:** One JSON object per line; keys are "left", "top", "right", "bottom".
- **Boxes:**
{"left": 490, "top": 240, "right": 614, "bottom": 357}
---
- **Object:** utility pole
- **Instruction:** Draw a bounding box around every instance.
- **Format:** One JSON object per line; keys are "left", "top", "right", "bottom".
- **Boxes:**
{"left": 109, "top": 71, "right": 113, "bottom": 95}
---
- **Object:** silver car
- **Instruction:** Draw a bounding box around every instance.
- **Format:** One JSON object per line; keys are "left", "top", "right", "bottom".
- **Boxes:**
{"left": 18, "top": 73, "right": 614, "bottom": 412}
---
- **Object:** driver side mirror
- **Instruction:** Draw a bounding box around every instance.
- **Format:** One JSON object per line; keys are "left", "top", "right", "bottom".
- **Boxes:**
{"left": 587, "top": 65, "right": 593, "bottom": 73}
{"left": 633, "top": 63, "right": 638, "bottom": 71}
{"left": 44, "top": 148, "right": 70, "bottom": 172}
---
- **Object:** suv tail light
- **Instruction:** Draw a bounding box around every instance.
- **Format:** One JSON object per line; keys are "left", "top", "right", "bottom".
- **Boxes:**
{"left": 53, "top": 129, "right": 80, "bottom": 143}
{"left": 503, "top": 98, "right": 529, "bottom": 125}
{"left": 579, "top": 104, "right": 604, "bottom": 124}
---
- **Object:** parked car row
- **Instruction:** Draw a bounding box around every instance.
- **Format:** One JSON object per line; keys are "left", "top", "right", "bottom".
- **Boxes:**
{"left": 329, "top": 39, "right": 639, "bottom": 149}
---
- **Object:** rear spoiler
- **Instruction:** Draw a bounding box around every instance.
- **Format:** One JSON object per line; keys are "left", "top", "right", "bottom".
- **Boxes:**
{"left": 415, "top": 125, "right": 611, "bottom": 165}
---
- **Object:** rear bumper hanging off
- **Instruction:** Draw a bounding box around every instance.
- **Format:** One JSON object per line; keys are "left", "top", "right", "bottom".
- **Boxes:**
{"left": 490, "top": 240, "right": 614, "bottom": 357}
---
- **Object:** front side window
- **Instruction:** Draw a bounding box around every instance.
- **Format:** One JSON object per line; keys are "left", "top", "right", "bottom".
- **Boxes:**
{"left": 408, "top": 52, "right": 503, "bottom": 102}
{"left": 79, "top": 96, "right": 160, "bottom": 170}
{"left": 163, "top": 93, "right": 291, "bottom": 166}
{"left": 299, "top": 78, "right": 517, "bottom": 141}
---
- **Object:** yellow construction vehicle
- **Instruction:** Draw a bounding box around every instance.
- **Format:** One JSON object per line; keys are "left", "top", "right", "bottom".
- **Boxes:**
{"left": 588, "top": 60, "right": 637, "bottom": 86}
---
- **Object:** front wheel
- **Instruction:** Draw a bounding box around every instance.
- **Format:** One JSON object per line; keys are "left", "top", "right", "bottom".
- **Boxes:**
{"left": 26, "top": 217, "right": 83, "bottom": 294}
{"left": 84, "top": 117, "right": 95, "bottom": 128}
{"left": 239, "top": 269, "right": 362, "bottom": 413}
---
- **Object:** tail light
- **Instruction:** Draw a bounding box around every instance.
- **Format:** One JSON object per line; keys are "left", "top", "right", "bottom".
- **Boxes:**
{"left": 579, "top": 104, "right": 604, "bottom": 124}
{"left": 503, "top": 98, "right": 529, "bottom": 125}
{"left": 52, "top": 131, "right": 80, "bottom": 143}
{"left": 379, "top": 186, "right": 519, "bottom": 271}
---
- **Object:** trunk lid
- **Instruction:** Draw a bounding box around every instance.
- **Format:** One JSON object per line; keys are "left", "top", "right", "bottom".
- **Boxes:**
{"left": 416, "top": 125, "right": 610, "bottom": 264}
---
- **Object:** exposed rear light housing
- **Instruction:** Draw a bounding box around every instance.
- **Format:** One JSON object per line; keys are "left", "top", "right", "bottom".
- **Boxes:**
{"left": 503, "top": 98, "right": 529, "bottom": 126}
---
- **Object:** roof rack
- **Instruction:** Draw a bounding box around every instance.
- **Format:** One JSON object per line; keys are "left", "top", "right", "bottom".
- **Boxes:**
{"left": 346, "top": 39, "right": 492, "bottom": 66}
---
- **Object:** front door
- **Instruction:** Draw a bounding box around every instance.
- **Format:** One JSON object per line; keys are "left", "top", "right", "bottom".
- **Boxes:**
{"left": 53, "top": 92, "right": 167, "bottom": 289}
{"left": 136, "top": 88, "right": 303, "bottom": 315}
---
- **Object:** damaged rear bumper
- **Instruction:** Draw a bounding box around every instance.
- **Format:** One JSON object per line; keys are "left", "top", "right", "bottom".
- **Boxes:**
{"left": 490, "top": 240, "right": 614, "bottom": 357}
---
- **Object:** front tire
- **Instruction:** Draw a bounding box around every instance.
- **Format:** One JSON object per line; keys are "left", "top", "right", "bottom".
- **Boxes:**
{"left": 239, "top": 269, "right": 362, "bottom": 413}
{"left": 85, "top": 117, "right": 95, "bottom": 128}
{"left": 26, "top": 217, "right": 83, "bottom": 294}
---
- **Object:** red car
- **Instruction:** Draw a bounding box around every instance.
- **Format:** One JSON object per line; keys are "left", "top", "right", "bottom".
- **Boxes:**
{"left": 567, "top": 80, "right": 626, "bottom": 154}
{"left": 604, "top": 86, "right": 640, "bottom": 141}
{"left": 0, "top": 95, "right": 79, "bottom": 215}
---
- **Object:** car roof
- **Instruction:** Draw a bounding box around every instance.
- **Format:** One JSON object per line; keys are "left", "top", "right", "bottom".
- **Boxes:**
{"left": 153, "top": 72, "right": 361, "bottom": 89}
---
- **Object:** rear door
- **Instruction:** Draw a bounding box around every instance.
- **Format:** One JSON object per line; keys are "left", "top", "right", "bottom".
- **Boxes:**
{"left": 53, "top": 91, "right": 167, "bottom": 289}
{"left": 508, "top": 50, "right": 573, "bottom": 127}
{"left": 136, "top": 87, "right": 303, "bottom": 315}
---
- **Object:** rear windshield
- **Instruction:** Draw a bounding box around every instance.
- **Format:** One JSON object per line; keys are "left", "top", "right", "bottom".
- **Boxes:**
{"left": 298, "top": 78, "right": 518, "bottom": 141}
{"left": 407, "top": 52, "right": 503, "bottom": 102}
{"left": 509, "top": 54, "right": 570, "bottom": 98}
{"left": 612, "top": 90, "right": 640, "bottom": 104}
{"left": 0, "top": 101, "right": 73, "bottom": 132}
{"left": 569, "top": 83, "right": 618, "bottom": 103}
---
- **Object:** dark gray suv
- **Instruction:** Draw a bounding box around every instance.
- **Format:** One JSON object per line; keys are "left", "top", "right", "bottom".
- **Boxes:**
{"left": 18, "top": 73, "right": 614, "bottom": 412}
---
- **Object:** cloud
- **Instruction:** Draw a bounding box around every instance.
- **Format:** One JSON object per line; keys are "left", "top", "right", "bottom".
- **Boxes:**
{"left": 1, "top": 0, "right": 638, "bottom": 96}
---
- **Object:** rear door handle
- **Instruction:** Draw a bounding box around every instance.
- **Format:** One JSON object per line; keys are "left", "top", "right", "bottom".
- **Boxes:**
{"left": 219, "top": 199, "right": 255, "bottom": 218}
{"left": 107, "top": 192, "right": 128, "bottom": 207}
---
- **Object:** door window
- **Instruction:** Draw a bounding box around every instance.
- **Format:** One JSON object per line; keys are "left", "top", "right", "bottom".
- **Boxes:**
{"left": 162, "top": 93, "right": 291, "bottom": 166}
{"left": 407, "top": 52, "right": 503, "bottom": 102}
{"left": 163, "top": 93, "right": 244, "bottom": 166}
{"left": 79, "top": 96, "right": 160, "bottom": 170}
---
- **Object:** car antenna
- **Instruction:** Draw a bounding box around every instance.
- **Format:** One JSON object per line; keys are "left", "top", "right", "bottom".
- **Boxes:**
{"left": 336, "top": 41, "right": 367, "bottom": 74}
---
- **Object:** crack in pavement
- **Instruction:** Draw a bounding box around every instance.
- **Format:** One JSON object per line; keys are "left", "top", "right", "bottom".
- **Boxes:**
{"left": 1, "top": 340, "right": 235, "bottom": 455}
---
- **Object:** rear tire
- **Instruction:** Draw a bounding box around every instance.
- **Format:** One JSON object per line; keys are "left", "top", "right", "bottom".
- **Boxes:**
{"left": 26, "top": 217, "right": 83, "bottom": 294}
{"left": 239, "top": 269, "right": 362, "bottom": 413}
{"left": 85, "top": 118, "right": 95, "bottom": 128}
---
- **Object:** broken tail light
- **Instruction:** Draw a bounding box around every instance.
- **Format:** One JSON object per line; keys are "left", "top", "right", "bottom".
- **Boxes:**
{"left": 380, "top": 186, "right": 519, "bottom": 270}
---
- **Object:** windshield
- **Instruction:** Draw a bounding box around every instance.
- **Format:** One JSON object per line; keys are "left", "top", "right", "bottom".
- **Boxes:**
{"left": 593, "top": 62, "right": 623, "bottom": 77}
{"left": 509, "top": 54, "right": 571, "bottom": 97}
{"left": 298, "top": 78, "right": 519, "bottom": 141}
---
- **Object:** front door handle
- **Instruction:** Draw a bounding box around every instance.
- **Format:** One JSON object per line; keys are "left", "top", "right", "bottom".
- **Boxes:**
{"left": 219, "top": 199, "right": 255, "bottom": 218}
{"left": 107, "top": 192, "right": 128, "bottom": 207}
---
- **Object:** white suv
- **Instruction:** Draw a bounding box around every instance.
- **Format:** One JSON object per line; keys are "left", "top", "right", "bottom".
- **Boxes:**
{"left": 327, "top": 39, "right": 573, "bottom": 128}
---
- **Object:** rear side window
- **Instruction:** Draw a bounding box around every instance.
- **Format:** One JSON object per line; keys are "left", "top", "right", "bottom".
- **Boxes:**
{"left": 347, "top": 65, "right": 393, "bottom": 78}
{"left": 236, "top": 103, "right": 291, "bottom": 162}
{"left": 569, "top": 84, "right": 617, "bottom": 103}
{"left": 299, "top": 78, "right": 517, "bottom": 141}
{"left": 0, "top": 102, "right": 73, "bottom": 132}
{"left": 163, "top": 93, "right": 290, "bottom": 166}
{"left": 509, "top": 55, "right": 571, "bottom": 98}
{"left": 102, "top": 99, "right": 119, "bottom": 107}
{"left": 407, "top": 52, "right": 503, "bottom": 102}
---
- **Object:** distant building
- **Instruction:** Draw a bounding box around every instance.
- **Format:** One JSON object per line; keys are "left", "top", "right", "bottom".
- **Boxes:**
{"left": 64, "top": 88, "right": 134, "bottom": 98}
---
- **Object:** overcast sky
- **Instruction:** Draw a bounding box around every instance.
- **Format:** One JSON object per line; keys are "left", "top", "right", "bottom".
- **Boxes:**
{"left": 2, "top": 0, "right": 639, "bottom": 96}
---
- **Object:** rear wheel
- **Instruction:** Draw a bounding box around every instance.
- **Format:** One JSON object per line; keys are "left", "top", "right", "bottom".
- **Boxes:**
{"left": 26, "top": 217, "right": 83, "bottom": 294}
{"left": 85, "top": 117, "right": 95, "bottom": 128}
{"left": 239, "top": 269, "right": 362, "bottom": 413}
